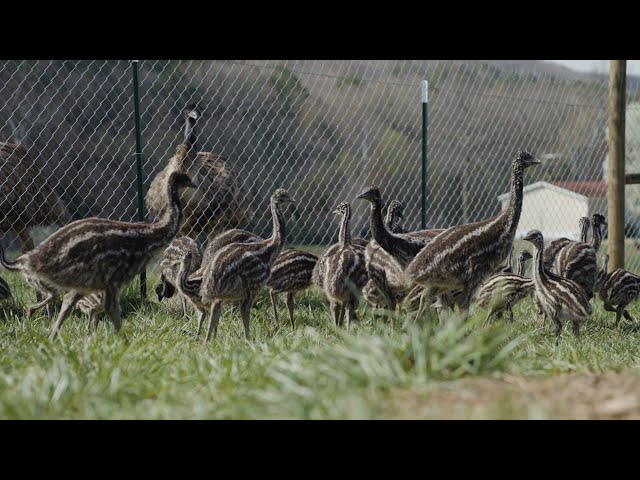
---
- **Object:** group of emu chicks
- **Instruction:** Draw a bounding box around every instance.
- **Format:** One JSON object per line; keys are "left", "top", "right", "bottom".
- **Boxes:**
{"left": 2, "top": 106, "right": 640, "bottom": 346}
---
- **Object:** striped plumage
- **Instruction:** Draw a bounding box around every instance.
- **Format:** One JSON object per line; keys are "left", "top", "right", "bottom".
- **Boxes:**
{"left": 266, "top": 248, "right": 318, "bottom": 328}
{"left": 76, "top": 292, "right": 106, "bottom": 331}
{"left": 356, "top": 186, "right": 439, "bottom": 269}
{"left": 1, "top": 152, "right": 196, "bottom": 341}
{"left": 199, "top": 189, "right": 294, "bottom": 341}
{"left": 476, "top": 249, "right": 533, "bottom": 324}
{"left": 201, "top": 229, "right": 262, "bottom": 269}
{"left": 385, "top": 200, "right": 407, "bottom": 234}
{"left": 155, "top": 236, "right": 203, "bottom": 314}
{"left": 312, "top": 241, "right": 366, "bottom": 290}
{"left": 554, "top": 238, "right": 598, "bottom": 300}
{"left": 598, "top": 254, "right": 640, "bottom": 328}
{"left": 405, "top": 151, "right": 541, "bottom": 318}
{"left": 524, "top": 230, "right": 592, "bottom": 344}
{"left": 362, "top": 239, "right": 408, "bottom": 318}
{"left": 0, "top": 274, "right": 10, "bottom": 301}
{"left": 543, "top": 216, "right": 590, "bottom": 273}
{"left": 321, "top": 202, "right": 367, "bottom": 332}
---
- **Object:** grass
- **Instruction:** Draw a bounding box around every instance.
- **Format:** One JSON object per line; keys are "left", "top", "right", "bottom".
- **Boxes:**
{"left": 2, "top": 268, "right": 640, "bottom": 419}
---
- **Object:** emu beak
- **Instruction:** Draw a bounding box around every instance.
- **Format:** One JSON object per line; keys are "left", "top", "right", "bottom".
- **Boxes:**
{"left": 187, "top": 179, "right": 198, "bottom": 189}
{"left": 532, "top": 156, "right": 542, "bottom": 165}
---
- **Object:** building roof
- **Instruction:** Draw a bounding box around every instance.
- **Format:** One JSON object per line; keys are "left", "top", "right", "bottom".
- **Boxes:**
{"left": 497, "top": 180, "right": 607, "bottom": 203}
{"left": 549, "top": 180, "right": 607, "bottom": 198}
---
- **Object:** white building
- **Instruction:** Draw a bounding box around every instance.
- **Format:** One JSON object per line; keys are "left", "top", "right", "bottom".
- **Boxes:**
{"left": 497, "top": 180, "right": 607, "bottom": 240}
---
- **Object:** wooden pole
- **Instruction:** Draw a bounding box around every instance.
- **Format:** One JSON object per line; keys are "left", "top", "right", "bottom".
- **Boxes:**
{"left": 608, "top": 60, "right": 626, "bottom": 271}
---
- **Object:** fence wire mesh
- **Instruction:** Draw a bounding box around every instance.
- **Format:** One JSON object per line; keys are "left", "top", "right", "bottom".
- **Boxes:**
{"left": 2, "top": 60, "right": 640, "bottom": 283}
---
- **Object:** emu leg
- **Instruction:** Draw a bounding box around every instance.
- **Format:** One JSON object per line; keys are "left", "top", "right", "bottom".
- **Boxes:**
{"left": 507, "top": 304, "right": 514, "bottom": 323}
{"left": 285, "top": 292, "right": 295, "bottom": 329}
{"left": 27, "top": 292, "right": 56, "bottom": 320}
{"left": 270, "top": 290, "right": 280, "bottom": 327}
{"left": 346, "top": 303, "right": 357, "bottom": 334}
{"left": 49, "top": 291, "right": 82, "bottom": 341}
{"left": 602, "top": 303, "right": 616, "bottom": 327}
{"left": 483, "top": 308, "right": 495, "bottom": 327}
{"left": 180, "top": 295, "right": 188, "bottom": 316}
{"left": 330, "top": 302, "right": 341, "bottom": 327}
{"left": 615, "top": 305, "right": 625, "bottom": 328}
{"left": 196, "top": 308, "right": 207, "bottom": 336}
{"left": 572, "top": 320, "right": 580, "bottom": 338}
{"left": 623, "top": 308, "right": 634, "bottom": 323}
{"left": 104, "top": 285, "right": 123, "bottom": 334}
{"left": 553, "top": 318, "right": 562, "bottom": 345}
{"left": 240, "top": 297, "right": 253, "bottom": 340}
{"left": 205, "top": 301, "right": 222, "bottom": 343}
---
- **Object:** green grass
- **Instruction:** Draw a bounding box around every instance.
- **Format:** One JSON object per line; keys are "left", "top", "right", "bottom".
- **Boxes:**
{"left": 2, "top": 269, "right": 640, "bottom": 419}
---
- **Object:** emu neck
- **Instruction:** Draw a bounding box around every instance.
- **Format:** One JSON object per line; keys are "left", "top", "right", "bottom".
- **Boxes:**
{"left": 504, "top": 162, "right": 525, "bottom": 238}
{"left": 156, "top": 179, "right": 184, "bottom": 246}
{"left": 369, "top": 198, "right": 396, "bottom": 249}
{"left": 267, "top": 201, "right": 286, "bottom": 251}
{"left": 339, "top": 211, "right": 351, "bottom": 247}
{"left": 532, "top": 242, "right": 547, "bottom": 284}
{"left": 580, "top": 222, "right": 590, "bottom": 243}
{"left": 591, "top": 223, "right": 602, "bottom": 251}
{"left": 384, "top": 207, "right": 395, "bottom": 230}
{"left": 179, "top": 258, "right": 200, "bottom": 297}
{"left": 517, "top": 257, "right": 526, "bottom": 276}
{"left": 184, "top": 117, "right": 197, "bottom": 149}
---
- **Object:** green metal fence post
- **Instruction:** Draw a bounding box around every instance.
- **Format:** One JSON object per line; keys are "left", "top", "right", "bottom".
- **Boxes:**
{"left": 421, "top": 80, "right": 429, "bottom": 229}
{"left": 132, "top": 60, "right": 147, "bottom": 298}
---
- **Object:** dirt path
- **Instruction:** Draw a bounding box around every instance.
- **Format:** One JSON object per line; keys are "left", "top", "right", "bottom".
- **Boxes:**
{"left": 379, "top": 373, "right": 640, "bottom": 419}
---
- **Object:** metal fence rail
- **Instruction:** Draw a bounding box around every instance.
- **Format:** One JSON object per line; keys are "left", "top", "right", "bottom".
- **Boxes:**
{"left": 2, "top": 59, "right": 640, "bottom": 284}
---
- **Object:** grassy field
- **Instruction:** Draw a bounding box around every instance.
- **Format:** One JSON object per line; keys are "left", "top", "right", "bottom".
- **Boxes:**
{"left": 2, "top": 267, "right": 640, "bottom": 419}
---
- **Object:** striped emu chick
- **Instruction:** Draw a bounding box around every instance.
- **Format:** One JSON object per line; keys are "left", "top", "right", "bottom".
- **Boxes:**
{"left": 1, "top": 159, "right": 196, "bottom": 341}
{"left": 76, "top": 293, "right": 106, "bottom": 331}
{"left": 199, "top": 189, "right": 294, "bottom": 341}
{"left": 363, "top": 238, "right": 408, "bottom": 319}
{"left": 597, "top": 254, "right": 640, "bottom": 328}
{"left": 266, "top": 248, "right": 318, "bottom": 328}
{"left": 155, "top": 236, "right": 203, "bottom": 315}
{"left": 476, "top": 249, "right": 533, "bottom": 324}
{"left": 590, "top": 213, "right": 607, "bottom": 253}
{"left": 385, "top": 200, "right": 407, "bottom": 234}
{"left": 322, "top": 202, "right": 367, "bottom": 332}
{"left": 405, "top": 151, "right": 541, "bottom": 319}
{"left": 524, "top": 230, "right": 592, "bottom": 344}
{"left": 553, "top": 233, "right": 598, "bottom": 300}
{"left": 543, "top": 216, "right": 590, "bottom": 273}
{"left": 0, "top": 274, "right": 10, "bottom": 301}
{"left": 312, "top": 240, "right": 366, "bottom": 290}
{"left": 356, "top": 186, "right": 440, "bottom": 269}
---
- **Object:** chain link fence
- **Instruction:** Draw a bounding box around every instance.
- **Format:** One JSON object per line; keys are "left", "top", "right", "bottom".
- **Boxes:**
{"left": 2, "top": 60, "right": 640, "bottom": 281}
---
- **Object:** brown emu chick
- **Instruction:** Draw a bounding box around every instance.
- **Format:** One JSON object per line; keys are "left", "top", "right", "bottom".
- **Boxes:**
{"left": 598, "top": 254, "right": 640, "bottom": 328}
{"left": 543, "top": 216, "right": 590, "bottom": 273}
{"left": 524, "top": 229, "right": 592, "bottom": 344}
{"left": 321, "top": 202, "right": 367, "bottom": 332}
{"left": 156, "top": 236, "right": 202, "bottom": 315}
{"left": 199, "top": 189, "right": 294, "bottom": 342}
{"left": 1, "top": 162, "right": 196, "bottom": 341}
{"left": 405, "top": 151, "right": 541, "bottom": 319}
{"left": 476, "top": 249, "right": 533, "bottom": 324}
{"left": 590, "top": 213, "right": 607, "bottom": 253}
{"left": 146, "top": 103, "right": 251, "bottom": 241}
{"left": 356, "top": 186, "right": 439, "bottom": 269}
{"left": 385, "top": 200, "right": 407, "bottom": 234}
{"left": 266, "top": 248, "right": 318, "bottom": 328}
